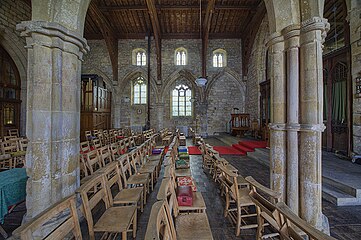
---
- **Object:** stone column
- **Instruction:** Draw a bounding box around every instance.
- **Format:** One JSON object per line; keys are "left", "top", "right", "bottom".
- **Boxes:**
{"left": 266, "top": 32, "right": 287, "bottom": 200}
{"left": 282, "top": 25, "right": 300, "bottom": 214}
{"left": 299, "top": 17, "right": 329, "bottom": 232}
{"left": 17, "top": 21, "right": 89, "bottom": 219}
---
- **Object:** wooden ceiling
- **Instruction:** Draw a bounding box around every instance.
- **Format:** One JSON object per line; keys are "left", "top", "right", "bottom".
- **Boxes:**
{"left": 84, "top": 0, "right": 263, "bottom": 40}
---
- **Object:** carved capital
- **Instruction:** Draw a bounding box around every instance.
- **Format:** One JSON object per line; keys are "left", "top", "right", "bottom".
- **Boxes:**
{"left": 301, "top": 17, "right": 330, "bottom": 41}
{"left": 17, "top": 21, "right": 89, "bottom": 60}
{"left": 282, "top": 24, "right": 300, "bottom": 49}
{"left": 266, "top": 32, "right": 284, "bottom": 48}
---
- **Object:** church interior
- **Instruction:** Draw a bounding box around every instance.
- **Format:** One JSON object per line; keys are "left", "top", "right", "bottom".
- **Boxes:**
{"left": 0, "top": 0, "right": 361, "bottom": 239}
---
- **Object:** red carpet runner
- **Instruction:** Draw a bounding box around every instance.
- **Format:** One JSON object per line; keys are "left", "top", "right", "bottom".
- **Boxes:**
{"left": 188, "top": 146, "right": 246, "bottom": 155}
{"left": 232, "top": 140, "right": 268, "bottom": 153}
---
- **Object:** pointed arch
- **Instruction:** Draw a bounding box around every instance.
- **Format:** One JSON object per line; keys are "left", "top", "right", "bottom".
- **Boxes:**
{"left": 84, "top": 67, "right": 116, "bottom": 93}
{"left": 161, "top": 69, "right": 200, "bottom": 103}
{"left": 120, "top": 69, "right": 159, "bottom": 103}
{"left": 205, "top": 67, "right": 246, "bottom": 103}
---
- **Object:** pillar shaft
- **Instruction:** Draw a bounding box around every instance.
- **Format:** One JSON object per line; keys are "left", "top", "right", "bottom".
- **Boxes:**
{"left": 299, "top": 17, "right": 329, "bottom": 232}
{"left": 282, "top": 25, "right": 300, "bottom": 214}
{"left": 17, "top": 21, "right": 89, "bottom": 219}
{"left": 267, "top": 33, "right": 287, "bottom": 200}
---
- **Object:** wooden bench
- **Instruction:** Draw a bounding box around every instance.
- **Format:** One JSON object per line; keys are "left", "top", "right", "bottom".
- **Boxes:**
{"left": 12, "top": 195, "right": 81, "bottom": 240}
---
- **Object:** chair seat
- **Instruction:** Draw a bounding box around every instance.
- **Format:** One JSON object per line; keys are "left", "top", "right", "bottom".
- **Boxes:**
{"left": 148, "top": 155, "right": 162, "bottom": 161}
{"left": 175, "top": 168, "right": 192, "bottom": 177}
{"left": 178, "top": 192, "right": 206, "bottom": 212}
{"left": 94, "top": 205, "right": 136, "bottom": 232}
{"left": 139, "top": 164, "right": 156, "bottom": 173}
{"left": 114, "top": 187, "right": 143, "bottom": 204}
{"left": 236, "top": 188, "right": 254, "bottom": 206}
{"left": 128, "top": 173, "right": 149, "bottom": 185}
{"left": 175, "top": 213, "right": 214, "bottom": 240}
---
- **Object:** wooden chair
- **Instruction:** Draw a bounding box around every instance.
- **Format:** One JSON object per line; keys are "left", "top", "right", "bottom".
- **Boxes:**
{"left": 150, "top": 179, "right": 213, "bottom": 239}
{"left": 92, "top": 138, "right": 101, "bottom": 149}
{"left": 84, "top": 149, "right": 103, "bottom": 175}
{"left": 19, "top": 138, "right": 28, "bottom": 152}
{"left": 119, "top": 154, "right": 149, "bottom": 204}
{"left": 12, "top": 195, "right": 81, "bottom": 240}
{"left": 98, "top": 145, "right": 112, "bottom": 165}
{"left": 78, "top": 174, "right": 137, "bottom": 240}
{"left": 276, "top": 202, "right": 336, "bottom": 240}
{"left": 0, "top": 154, "right": 12, "bottom": 170}
{"left": 218, "top": 164, "right": 257, "bottom": 236}
{"left": 245, "top": 176, "right": 282, "bottom": 240}
{"left": 101, "top": 162, "right": 144, "bottom": 212}
{"left": 8, "top": 129, "right": 19, "bottom": 138}
{"left": 80, "top": 141, "right": 90, "bottom": 154}
{"left": 144, "top": 200, "right": 176, "bottom": 240}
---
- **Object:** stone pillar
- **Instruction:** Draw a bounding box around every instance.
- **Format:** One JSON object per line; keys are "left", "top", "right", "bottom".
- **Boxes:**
{"left": 17, "top": 21, "right": 89, "bottom": 219}
{"left": 266, "top": 32, "right": 287, "bottom": 200}
{"left": 282, "top": 25, "right": 300, "bottom": 214}
{"left": 350, "top": 2, "right": 361, "bottom": 154}
{"left": 299, "top": 17, "right": 329, "bottom": 232}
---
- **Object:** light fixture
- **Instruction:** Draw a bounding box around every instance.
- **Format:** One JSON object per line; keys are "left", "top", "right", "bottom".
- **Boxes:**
{"left": 195, "top": 0, "right": 207, "bottom": 87}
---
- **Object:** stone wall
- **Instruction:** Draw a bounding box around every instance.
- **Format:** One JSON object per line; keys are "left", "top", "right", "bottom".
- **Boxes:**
{"left": 0, "top": 0, "right": 31, "bottom": 136}
{"left": 350, "top": 1, "right": 361, "bottom": 154}
{"left": 82, "top": 38, "right": 245, "bottom": 135}
{"left": 245, "top": 15, "right": 269, "bottom": 122}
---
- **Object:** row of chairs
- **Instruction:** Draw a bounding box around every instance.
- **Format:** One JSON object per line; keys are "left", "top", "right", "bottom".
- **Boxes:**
{"left": 13, "top": 132, "right": 171, "bottom": 240}
{"left": 145, "top": 132, "right": 214, "bottom": 239}
{"left": 200, "top": 140, "right": 335, "bottom": 240}
{"left": 0, "top": 136, "right": 28, "bottom": 170}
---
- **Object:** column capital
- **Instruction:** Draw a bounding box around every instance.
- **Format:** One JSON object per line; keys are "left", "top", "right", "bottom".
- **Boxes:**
{"left": 269, "top": 123, "right": 287, "bottom": 131}
{"left": 301, "top": 17, "right": 330, "bottom": 38}
{"left": 17, "top": 21, "right": 89, "bottom": 60}
{"left": 282, "top": 25, "right": 300, "bottom": 50}
{"left": 266, "top": 32, "right": 284, "bottom": 48}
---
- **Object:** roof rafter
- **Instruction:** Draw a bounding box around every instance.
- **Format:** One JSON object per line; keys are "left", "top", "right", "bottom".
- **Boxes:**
{"left": 145, "top": 0, "right": 162, "bottom": 84}
{"left": 88, "top": 1, "right": 118, "bottom": 82}
{"left": 201, "top": 0, "right": 215, "bottom": 77}
{"left": 98, "top": 4, "right": 255, "bottom": 11}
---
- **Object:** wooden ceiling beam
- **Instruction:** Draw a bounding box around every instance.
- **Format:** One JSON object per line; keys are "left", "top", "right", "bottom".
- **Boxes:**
{"left": 88, "top": 1, "right": 118, "bottom": 82}
{"left": 99, "top": 4, "right": 255, "bottom": 11}
{"left": 241, "top": 1, "right": 266, "bottom": 76}
{"left": 202, "top": 0, "right": 216, "bottom": 77}
{"left": 145, "top": 0, "right": 162, "bottom": 84}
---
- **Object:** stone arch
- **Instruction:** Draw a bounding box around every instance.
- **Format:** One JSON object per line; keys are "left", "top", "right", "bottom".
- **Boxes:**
{"left": 86, "top": 67, "right": 116, "bottom": 93}
{"left": 205, "top": 67, "right": 246, "bottom": 104}
{"left": 161, "top": 69, "right": 200, "bottom": 103}
{"left": 299, "top": 0, "right": 325, "bottom": 21}
{"left": 120, "top": 69, "right": 159, "bottom": 103}
{"left": 264, "top": 0, "right": 300, "bottom": 33}
{"left": 32, "top": 0, "right": 91, "bottom": 35}
{"left": 0, "top": 28, "right": 28, "bottom": 136}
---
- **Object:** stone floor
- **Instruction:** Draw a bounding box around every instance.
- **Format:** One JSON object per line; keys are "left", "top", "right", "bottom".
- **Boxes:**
{"left": 1, "top": 136, "right": 361, "bottom": 239}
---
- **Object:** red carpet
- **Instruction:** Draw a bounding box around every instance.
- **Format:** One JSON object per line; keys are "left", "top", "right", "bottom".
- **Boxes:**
{"left": 232, "top": 140, "right": 268, "bottom": 154}
{"left": 213, "top": 146, "right": 245, "bottom": 155}
{"left": 188, "top": 146, "right": 246, "bottom": 155}
{"left": 188, "top": 146, "right": 202, "bottom": 155}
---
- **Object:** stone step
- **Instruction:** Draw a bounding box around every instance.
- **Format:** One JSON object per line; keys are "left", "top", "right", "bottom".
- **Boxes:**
{"left": 247, "top": 150, "right": 269, "bottom": 167}
{"left": 322, "top": 176, "right": 360, "bottom": 198}
{"left": 322, "top": 183, "right": 361, "bottom": 206}
{"left": 254, "top": 148, "right": 269, "bottom": 157}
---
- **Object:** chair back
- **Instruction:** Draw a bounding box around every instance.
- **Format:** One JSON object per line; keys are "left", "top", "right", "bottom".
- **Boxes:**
{"left": 145, "top": 200, "right": 176, "bottom": 240}
{"left": 8, "top": 129, "right": 19, "bottom": 137}
{"left": 78, "top": 174, "right": 111, "bottom": 240}
{"left": 12, "top": 195, "right": 81, "bottom": 240}
{"left": 85, "top": 149, "right": 102, "bottom": 174}
{"left": 98, "top": 145, "right": 112, "bottom": 165}
{"left": 100, "top": 162, "right": 124, "bottom": 205}
{"left": 92, "top": 138, "right": 101, "bottom": 149}
{"left": 276, "top": 202, "right": 336, "bottom": 240}
{"left": 245, "top": 176, "right": 282, "bottom": 232}
{"left": 19, "top": 138, "right": 28, "bottom": 152}
{"left": 80, "top": 141, "right": 90, "bottom": 153}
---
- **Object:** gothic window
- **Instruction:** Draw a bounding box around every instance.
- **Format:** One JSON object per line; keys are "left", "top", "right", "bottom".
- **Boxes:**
{"left": 213, "top": 49, "right": 227, "bottom": 67}
{"left": 133, "top": 76, "right": 147, "bottom": 104}
{"left": 175, "top": 48, "right": 187, "bottom": 66}
{"left": 0, "top": 45, "right": 21, "bottom": 136}
{"left": 132, "top": 48, "right": 146, "bottom": 66}
{"left": 172, "top": 84, "right": 192, "bottom": 116}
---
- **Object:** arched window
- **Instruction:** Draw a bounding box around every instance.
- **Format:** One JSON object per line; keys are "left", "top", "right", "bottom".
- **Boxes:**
{"left": 172, "top": 84, "right": 192, "bottom": 116}
{"left": 133, "top": 76, "right": 147, "bottom": 104}
{"left": 175, "top": 48, "right": 187, "bottom": 66}
{"left": 0, "top": 45, "right": 21, "bottom": 137}
{"left": 132, "top": 48, "right": 146, "bottom": 66}
{"left": 213, "top": 49, "right": 227, "bottom": 67}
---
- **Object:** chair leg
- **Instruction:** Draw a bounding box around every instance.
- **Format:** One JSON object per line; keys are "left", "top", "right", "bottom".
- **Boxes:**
{"left": 256, "top": 217, "right": 264, "bottom": 240}
{"left": 236, "top": 208, "right": 241, "bottom": 236}
{"left": 224, "top": 193, "right": 230, "bottom": 217}
{"left": 133, "top": 212, "right": 137, "bottom": 238}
